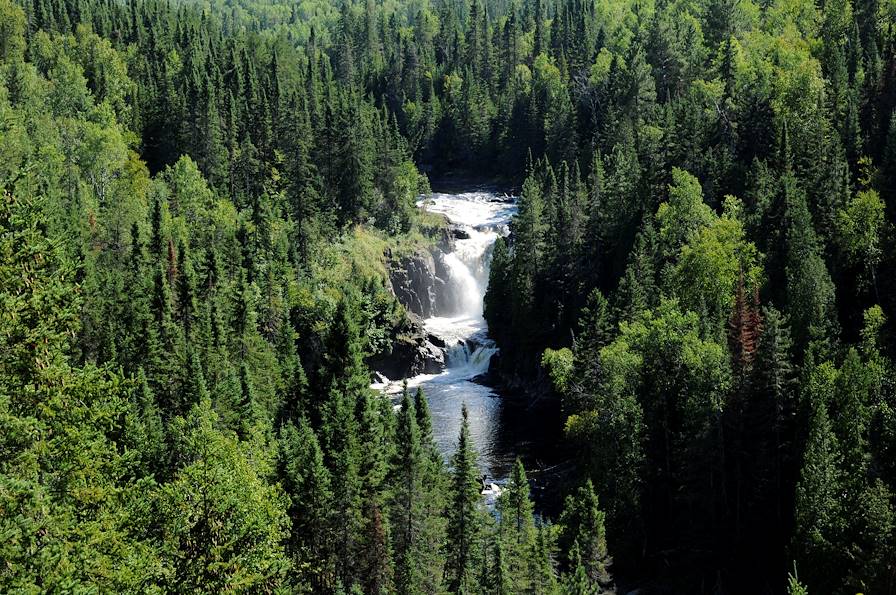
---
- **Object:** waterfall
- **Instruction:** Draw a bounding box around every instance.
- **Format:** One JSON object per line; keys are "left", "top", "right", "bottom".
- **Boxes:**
{"left": 420, "top": 192, "right": 515, "bottom": 382}
{"left": 375, "top": 190, "right": 536, "bottom": 495}
{"left": 375, "top": 191, "right": 515, "bottom": 392}
{"left": 445, "top": 340, "right": 499, "bottom": 377}
{"left": 439, "top": 251, "right": 482, "bottom": 319}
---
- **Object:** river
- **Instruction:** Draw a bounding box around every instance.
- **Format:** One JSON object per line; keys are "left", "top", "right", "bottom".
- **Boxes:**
{"left": 375, "top": 189, "right": 566, "bottom": 509}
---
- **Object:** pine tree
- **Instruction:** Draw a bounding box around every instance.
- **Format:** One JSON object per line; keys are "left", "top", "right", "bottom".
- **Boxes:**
{"left": 358, "top": 497, "right": 392, "bottom": 594}
{"left": 237, "top": 362, "right": 259, "bottom": 436}
{"left": 560, "top": 541, "right": 599, "bottom": 595}
{"left": 510, "top": 174, "right": 547, "bottom": 346}
{"left": 882, "top": 112, "right": 896, "bottom": 208}
{"left": 484, "top": 235, "right": 512, "bottom": 342}
{"left": 742, "top": 305, "right": 797, "bottom": 539}
{"left": 129, "top": 367, "right": 166, "bottom": 477}
{"left": 498, "top": 458, "right": 537, "bottom": 591}
{"left": 500, "top": 458, "right": 535, "bottom": 544}
{"left": 180, "top": 348, "right": 209, "bottom": 415}
{"left": 317, "top": 296, "right": 368, "bottom": 590}
{"left": 792, "top": 363, "right": 842, "bottom": 593}
{"left": 446, "top": 404, "right": 484, "bottom": 593}
{"left": 559, "top": 480, "right": 612, "bottom": 589}
{"left": 322, "top": 386, "right": 363, "bottom": 591}
{"left": 175, "top": 241, "right": 198, "bottom": 339}
{"left": 570, "top": 289, "right": 613, "bottom": 410}
{"left": 411, "top": 387, "right": 448, "bottom": 592}
{"left": 490, "top": 537, "right": 513, "bottom": 595}
{"left": 280, "top": 419, "right": 334, "bottom": 590}
{"left": 533, "top": 0, "right": 545, "bottom": 57}
{"left": 614, "top": 218, "right": 657, "bottom": 321}
{"left": 782, "top": 172, "right": 837, "bottom": 356}
{"left": 414, "top": 387, "right": 438, "bottom": 464}
{"left": 355, "top": 387, "right": 391, "bottom": 499}
{"left": 390, "top": 388, "right": 423, "bottom": 594}
{"left": 319, "top": 293, "right": 370, "bottom": 424}
{"left": 530, "top": 521, "right": 559, "bottom": 594}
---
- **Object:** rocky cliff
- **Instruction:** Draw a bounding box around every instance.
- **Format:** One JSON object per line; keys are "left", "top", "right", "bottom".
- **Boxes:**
{"left": 367, "top": 243, "right": 454, "bottom": 381}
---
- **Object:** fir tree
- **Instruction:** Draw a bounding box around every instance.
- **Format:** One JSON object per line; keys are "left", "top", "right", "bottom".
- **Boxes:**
{"left": 559, "top": 480, "right": 612, "bottom": 589}
{"left": 792, "top": 363, "right": 842, "bottom": 593}
{"left": 280, "top": 419, "right": 335, "bottom": 590}
{"left": 389, "top": 387, "right": 424, "bottom": 594}
{"left": 446, "top": 404, "right": 484, "bottom": 593}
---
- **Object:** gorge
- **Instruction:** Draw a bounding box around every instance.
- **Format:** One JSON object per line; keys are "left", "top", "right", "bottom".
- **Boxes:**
{"left": 374, "top": 189, "right": 564, "bottom": 504}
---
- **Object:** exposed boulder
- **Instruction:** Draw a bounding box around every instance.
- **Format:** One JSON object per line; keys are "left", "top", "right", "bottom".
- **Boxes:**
{"left": 427, "top": 333, "right": 446, "bottom": 349}
{"left": 451, "top": 226, "right": 471, "bottom": 240}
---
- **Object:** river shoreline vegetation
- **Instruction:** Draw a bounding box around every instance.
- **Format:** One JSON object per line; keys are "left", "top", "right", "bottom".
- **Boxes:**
{"left": 0, "top": 0, "right": 894, "bottom": 592}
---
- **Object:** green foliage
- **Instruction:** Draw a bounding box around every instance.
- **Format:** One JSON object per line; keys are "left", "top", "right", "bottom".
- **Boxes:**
{"left": 792, "top": 365, "right": 841, "bottom": 591}
{"left": 542, "top": 347, "right": 574, "bottom": 394}
{"left": 558, "top": 480, "right": 612, "bottom": 590}
{"left": 782, "top": 172, "right": 837, "bottom": 354}
{"left": 566, "top": 299, "right": 731, "bottom": 569}
{"left": 496, "top": 459, "right": 537, "bottom": 592}
{"left": 158, "top": 400, "right": 290, "bottom": 591}
{"left": 3, "top": 0, "right": 896, "bottom": 591}
{"left": 787, "top": 566, "right": 809, "bottom": 595}
{"left": 445, "top": 404, "right": 485, "bottom": 593}
{"left": 656, "top": 168, "right": 714, "bottom": 258}
{"left": 279, "top": 418, "right": 333, "bottom": 590}
{"left": 670, "top": 196, "right": 763, "bottom": 333}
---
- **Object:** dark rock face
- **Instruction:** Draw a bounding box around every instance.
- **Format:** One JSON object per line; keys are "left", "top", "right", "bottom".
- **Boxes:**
{"left": 389, "top": 250, "right": 442, "bottom": 318}
{"left": 367, "top": 313, "right": 445, "bottom": 380}
{"left": 451, "top": 226, "right": 471, "bottom": 240}
{"left": 432, "top": 252, "right": 456, "bottom": 315}
{"left": 386, "top": 236, "right": 462, "bottom": 320}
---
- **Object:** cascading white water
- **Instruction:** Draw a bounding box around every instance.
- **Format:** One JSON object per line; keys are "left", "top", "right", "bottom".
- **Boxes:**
{"left": 419, "top": 191, "right": 515, "bottom": 378}
{"left": 373, "top": 190, "right": 564, "bottom": 508}
{"left": 444, "top": 340, "right": 499, "bottom": 377}
{"left": 440, "top": 251, "right": 482, "bottom": 318}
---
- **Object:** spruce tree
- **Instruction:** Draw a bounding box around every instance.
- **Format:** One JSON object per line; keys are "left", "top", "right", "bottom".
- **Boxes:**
{"left": 280, "top": 419, "right": 334, "bottom": 590}
{"left": 792, "top": 363, "right": 842, "bottom": 592}
{"left": 782, "top": 172, "right": 837, "bottom": 356}
{"left": 238, "top": 362, "right": 259, "bottom": 436}
{"left": 389, "top": 387, "right": 424, "bottom": 595}
{"left": 498, "top": 458, "right": 537, "bottom": 592}
{"left": 530, "top": 521, "right": 559, "bottom": 594}
{"left": 560, "top": 541, "right": 599, "bottom": 595}
{"left": 411, "top": 387, "right": 448, "bottom": 592}
{"left": 446, "top": 404, "right": 484, "bottom": 593}
{"left": 490, "top": 537, "right": 512, "bottom": 595}
{"left": 323, "top": 386, "right": 363, "bottom": 591}
{"left": 559, "top": 480, "right": 612, "bottom": 589}
{"left": 500, "top": 458, "right": 535, "bottom": 544}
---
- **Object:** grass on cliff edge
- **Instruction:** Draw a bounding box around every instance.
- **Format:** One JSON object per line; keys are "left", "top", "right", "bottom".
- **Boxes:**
{"left": 296, "top": 204, "right": 448, "bottom": 337}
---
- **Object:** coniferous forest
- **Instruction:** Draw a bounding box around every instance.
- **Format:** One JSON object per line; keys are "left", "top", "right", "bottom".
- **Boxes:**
{"left": 1, "top": 0, "right": 896, "bottom": 591}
